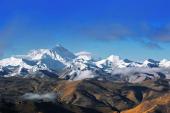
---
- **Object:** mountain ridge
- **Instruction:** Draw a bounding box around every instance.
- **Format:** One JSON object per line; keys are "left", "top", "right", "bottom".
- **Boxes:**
{"left": 0, "top": 44, "right": 170, "bottom": 83}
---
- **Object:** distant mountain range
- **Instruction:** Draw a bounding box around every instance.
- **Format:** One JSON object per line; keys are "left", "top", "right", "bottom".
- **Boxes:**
{"left": 0, "top": 44, "right": 170, "bottom": 83}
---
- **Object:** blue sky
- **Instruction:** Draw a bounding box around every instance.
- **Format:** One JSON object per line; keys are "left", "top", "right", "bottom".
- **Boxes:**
{"left": 0, "top": 0, "right": 170, "bottom": 61}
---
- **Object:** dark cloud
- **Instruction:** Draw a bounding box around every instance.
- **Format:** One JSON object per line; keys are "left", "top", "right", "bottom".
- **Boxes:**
{"left": 150, "top": 24, "right": 170, "bottom": 42}
{"left": 81, "top": 24, "right": 133, "bottom": 41}
{"left": 80, "top": 23, "right": 170, "bottom": 49}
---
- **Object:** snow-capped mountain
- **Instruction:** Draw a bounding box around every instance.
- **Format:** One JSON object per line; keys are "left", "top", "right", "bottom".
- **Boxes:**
{"left": 0, "top": 44, "right": 170, "bottom": 83}
{"left": 0, "top": 44, "right": 75, "bottom": 77}
{"left": 25, "top": 44, "right": 76, "bottom": 63}
{"left": 59, "top": 51, "right": 101, "bottom": 80}
{"left": 142, "top": 59, "right": 160, "bottom": 68}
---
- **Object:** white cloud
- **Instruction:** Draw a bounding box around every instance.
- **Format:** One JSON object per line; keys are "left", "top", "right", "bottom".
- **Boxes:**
{"left": 22, "top": 92, "right": 57, "bottom": 102}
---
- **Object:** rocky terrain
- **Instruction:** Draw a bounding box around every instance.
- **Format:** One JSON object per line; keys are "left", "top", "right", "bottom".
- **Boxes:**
{"left": 0, "top": 77, "right": 170, "bottom": 113}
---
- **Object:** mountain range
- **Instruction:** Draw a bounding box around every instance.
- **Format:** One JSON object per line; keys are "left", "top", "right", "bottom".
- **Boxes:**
{"left": 0, "top": 44, "right": 170, "bottom": 113}
{"left": 0, "top": 44, "right": 170, "bottom": 83}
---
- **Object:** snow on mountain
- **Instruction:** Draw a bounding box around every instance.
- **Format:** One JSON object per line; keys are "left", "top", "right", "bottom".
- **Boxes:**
{"left": 95, "top": 55, "right": 138, "bottom": 74}
{"left": 0, "top": 57, "right": 32, "bottom": 69}
{"left": 142, "top": 59, "right": 159, "bottom": 68}
{"left": 96, "top": 55, "right": 123, "bottom": 68}
{"left": 26, "top": 49, "right": 51, "bottom": 60}
{"left": 59, "top": 51, "right": 99, "bottom": 80}
{"left": 51, "top": 44, "right": 76, "bottom": 61}
{"left": 94, "top": 55, "right": 170, "bottom": 82}
{"left": 26, "top": 44, "right": 76, "bottom": 64}
{"left": 0, "top": 44, "right": 170, "bottom": 83}
{"left": 0, "top": 44, "right": 76, "bottom": 77}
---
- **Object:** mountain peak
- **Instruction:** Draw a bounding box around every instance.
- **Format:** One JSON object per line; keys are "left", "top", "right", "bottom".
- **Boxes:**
{"left": 52, "top": 44, "right": 65, "bottom": 51}
{"left": 55, "top": 44, "right": 63, "bottom": 48}
{"left": 51, "top": 44, "right": 76, "bottom": 61}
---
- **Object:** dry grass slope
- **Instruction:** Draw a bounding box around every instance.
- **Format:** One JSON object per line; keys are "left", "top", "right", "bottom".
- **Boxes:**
{"left": 122, "top": 93, "right": 170, "bottom": 113}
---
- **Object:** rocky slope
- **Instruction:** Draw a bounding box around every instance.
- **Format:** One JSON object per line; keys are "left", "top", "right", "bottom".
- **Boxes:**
{"left": 122, "top": 93, "right": 170, "bottom": 113}
{"left": 0, "top": 77, "right": 170, "bottom": 113}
